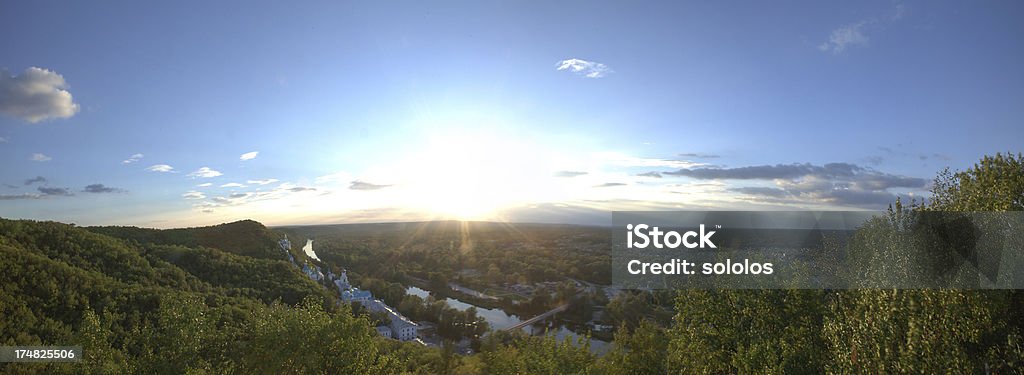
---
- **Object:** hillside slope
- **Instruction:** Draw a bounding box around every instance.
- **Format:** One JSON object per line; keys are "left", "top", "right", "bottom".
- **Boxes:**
{"left": 87, "top": 219, "right": 286, "bottom": 260}
{"left": 0, "top": 218, "right": 392, "bottom": 374}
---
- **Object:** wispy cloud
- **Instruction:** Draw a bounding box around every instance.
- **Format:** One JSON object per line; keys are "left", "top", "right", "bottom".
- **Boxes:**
{"left": 38, "top": 186, "right": 73, "bottom": 196}
{"left": 665, "top": 163, "right": 923, "bottom": 187}
{"left": 0, "top": 193, "right": 43, "bottom": 200}
{"left": 864, "top": 145, "right": 951, "bottom": 166}
{"left": 678, "top": 152, "right": 721, "bottom": 159}
{"left": 182, "top": 191, "right": 206, "bottom": 200}
{"left": 24, "top": 176, "right": 47, "bottom": 185}
{"left": 728, "top": 186, "right": 790, "bottom": 198}
{"left": 247, "top": 178, "right": 279, "bottom": 185}
{"left": 818, "top": 3, "right": 906, "bottom": 54}
{"left": 815, "top": 21, "right": 864, "bottom": 54}
{"left": 240, "top": 151, "right": 258, "bottom": 161}
{"left": 818, "top": 21, "right": 870, "bottom": 54}
{"left": 594, "top": 182, "right": 627, "bottom": 188}
{"left": 636, "top": 172, "right": 662, "bottom": 178}
{"left": 188, "top": 183, "right": 322, "bottom": 213}
{"left": 0, "top": 67, "right": 80, "bottom": 123}
{"left": 556, "top": 58, "right": 612, "bottom": 78}
{"left": 146, "top": 164, "right": 175, "bottom": 173}
{"left": 668, "top": 162, "right": 925, "bottom": 207}
{"left": 0, "top": 136, "right": 7, "bottom": 143}
{"left": 188, "top": 167, "right": 222, "bottom": 178}
{"left": 30, "top": 153, "right": 51, "bottom": 162}
{"left": 197, "top": 182, "right": 212, "bottom": 187}
{"left": 122, "top": 153, "right": 144, "bottom": 164}
{"left": 597, "top": 152, "right": 706, "bottom": 169}
{"left": 350, "top": 181, "right": 391, "bottom": 191}
{"left": 554, "top": 171, "right": 588, "bottom": 178}
{"left": 82, "top": 184, "right": 125, "bottom": 193}
{"left": 220, "top": 182, "right": 245, "bottom": 188}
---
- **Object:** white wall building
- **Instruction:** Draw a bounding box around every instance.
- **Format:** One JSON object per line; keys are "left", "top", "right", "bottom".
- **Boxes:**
{"left": 390, "top": 317, "right": 418, "bottom": 341}
{"left": 279, "top": 235, "right": 291, "bottom": 251}
{"left": 278, "top": 235, "right": 297, "bottom": 264}
{"left": 330, "top": 265, "right": 417, "bottom": 341}
{"left": 341, "top": 289, "right": 373, "bottom": 303}
{"left": 334, "top": 270, "right": 351, "bottom": 291}
{"left": 375, "top": 326, "right": 392, "bottom": 339}
{"left": 370, "top": 301, "right": 419, "bottom": 341}
{"left": 302, "top": 262, "right": 324, "bottom": 281}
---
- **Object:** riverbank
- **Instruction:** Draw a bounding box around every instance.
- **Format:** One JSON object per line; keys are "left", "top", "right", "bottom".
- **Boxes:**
{"left": 405, "top": 285, "right": 610, "bottom": 354}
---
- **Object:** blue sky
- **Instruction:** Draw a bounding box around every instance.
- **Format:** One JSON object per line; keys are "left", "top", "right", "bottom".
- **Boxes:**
{"left": 1, "top": 1, "right": 1022, "bottom": 227}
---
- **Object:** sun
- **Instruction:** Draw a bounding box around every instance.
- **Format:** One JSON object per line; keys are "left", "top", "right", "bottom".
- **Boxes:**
{"left": 401, "top": 132, "right": 555, "bottom": 220}
{"left": 422, "top": 183, "right": 494, "bottom": 220}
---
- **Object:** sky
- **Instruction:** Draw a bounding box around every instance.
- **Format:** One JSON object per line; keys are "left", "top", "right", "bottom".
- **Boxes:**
{"left": 1, "top": 1, "right": 1022, "bottom": 228}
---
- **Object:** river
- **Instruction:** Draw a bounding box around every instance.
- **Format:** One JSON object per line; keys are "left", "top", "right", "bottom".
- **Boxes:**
{"left": 405, "top": 286, "right": 609, "bottom": 354}
{"left": 302, "top": 239, "right": 320, "bottom": 261}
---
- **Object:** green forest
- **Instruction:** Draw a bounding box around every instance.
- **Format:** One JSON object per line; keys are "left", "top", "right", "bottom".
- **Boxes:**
{"left": 1, "top": 153, "right": 1022, "bottom": 374}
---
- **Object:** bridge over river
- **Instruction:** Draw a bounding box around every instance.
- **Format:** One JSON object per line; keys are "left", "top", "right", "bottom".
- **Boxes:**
{"left": 500, "top": 304, "right": 569, "bottom": 331}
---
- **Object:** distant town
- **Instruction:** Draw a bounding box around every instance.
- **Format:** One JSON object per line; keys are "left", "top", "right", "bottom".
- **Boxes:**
{"left": 274, "top": 223, "right": 641, "bottom": 355}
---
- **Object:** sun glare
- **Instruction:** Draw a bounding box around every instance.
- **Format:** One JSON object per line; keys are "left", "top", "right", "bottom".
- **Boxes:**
{"left": 402, "top": 132, "right": 555, "bottom": 220}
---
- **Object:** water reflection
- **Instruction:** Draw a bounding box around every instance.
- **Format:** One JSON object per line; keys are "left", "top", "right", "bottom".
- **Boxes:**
{"left": 405, "top": 286, "right": 608, "bottom": 353}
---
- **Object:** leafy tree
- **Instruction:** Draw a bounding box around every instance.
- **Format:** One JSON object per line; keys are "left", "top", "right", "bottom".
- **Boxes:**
{"left": 669, "top": 290, "right": 825, "bottom": 374}
{"left": 77, "top": 309, "right": 132, "bottom": 374}
{"left": 237, "top": 298, "right": 398, "bottom": 374}
{"left": 481, "top": 334, "right": 595, "bottom": 375}
{"left": 928, "top": 152, "right": 1024, "bottom": 211}
{"left": 597, "top": 319, "right": 668, "bottom": 374}
{"left": 824, "top": 152, "right": 1024, "bottom": 373}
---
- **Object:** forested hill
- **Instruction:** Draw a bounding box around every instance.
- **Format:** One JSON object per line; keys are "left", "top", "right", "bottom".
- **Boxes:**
{"left": 82, "top": 220, "right": 330, "bottom": 304}
{"left": 0, "top": 217, "right": 394, "bottom": 374}
{"left": 87, "top": 219, "right": 286, "bottom": 260}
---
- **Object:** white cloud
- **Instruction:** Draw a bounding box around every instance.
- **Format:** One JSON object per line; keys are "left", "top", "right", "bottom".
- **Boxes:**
{"left": 240, "top": 151, "right": 258, "bottom": 161}
{"left": 0, "top": 67, "right": 80, "bottom": 123}
{"left": 188, "top": 167, "right": 222, "bottom": 178}
{"left": 220, "top": 182, "right": 246, "bottom": 188}
{"left": 892, "top": 4, "right": 906, "bottom": 21}
{"left": 247, "top": 178, "right": 279, "bottom": 185}
{"left": 185, "top": 180, "right": 331, "bottom": 214}
{"left": 146, "top": 164, "right": 175, "bottom": 173}
{"left": 556, "top": 58, "right": 612, "bottom": 78}
{"left": 350, "top": 180, "right": 391, "bottom": 191}
{"left": 30, "top": 153, "right": 51, "bottom": 162}
{"left": 819, "top": 4, "right": 905, "bottom": 55}
{"left": 122, "top": 153, "right": 144, "bottom": 164}
{"left": 182, "top": 191, "right": 206, "bottom": 200}
{"left": 594, "top": 152, "right": 706, "bottom": 169}
{"left": 197, "top": 182, "right": 213, "bottom": 187}
{"left": 818, "top": 22, "right": 869, "bottom": 54}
